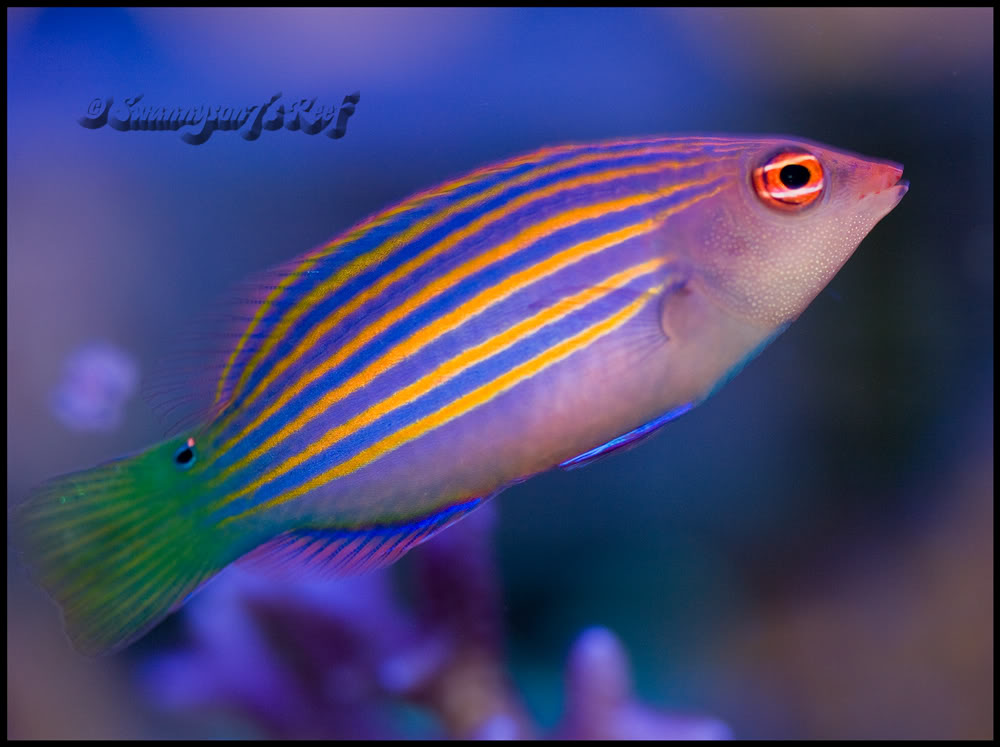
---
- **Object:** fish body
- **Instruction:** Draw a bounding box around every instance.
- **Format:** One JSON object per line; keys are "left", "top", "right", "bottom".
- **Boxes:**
{"left": 12, "top": 134, "right": 908, "bottom": 655}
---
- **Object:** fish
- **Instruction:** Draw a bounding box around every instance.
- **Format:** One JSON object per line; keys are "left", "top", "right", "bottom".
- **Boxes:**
{"left": 10, "top": 134, "right": 908, "bottom": 656}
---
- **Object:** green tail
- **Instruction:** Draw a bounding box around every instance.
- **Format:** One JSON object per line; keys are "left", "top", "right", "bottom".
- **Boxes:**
{"left": 11, "top": 438, "right": 232, "bottom": 656}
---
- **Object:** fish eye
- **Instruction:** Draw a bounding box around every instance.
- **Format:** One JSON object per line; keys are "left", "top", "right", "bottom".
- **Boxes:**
{"left": 753, "top": 151, "right": 825, "bottom": 210}
{"left": 174, "top": 438, "right": 196, "bottom": 469}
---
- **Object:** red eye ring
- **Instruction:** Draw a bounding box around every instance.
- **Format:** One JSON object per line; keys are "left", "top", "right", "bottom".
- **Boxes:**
{"left": 753, "top": 151, "right": 825, "bottom": 210}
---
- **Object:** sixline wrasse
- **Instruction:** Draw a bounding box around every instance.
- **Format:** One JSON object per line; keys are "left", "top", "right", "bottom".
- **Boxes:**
{"left": 11, "top": 134, "right": 908, "bottom": 655}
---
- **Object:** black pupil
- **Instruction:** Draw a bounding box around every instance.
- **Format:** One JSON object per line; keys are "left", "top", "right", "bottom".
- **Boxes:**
{"left": 779, "top": 164, "right": 811, "bottom": 189}
{"left": 175, "top": 447, "right": 194, "bottom": 465}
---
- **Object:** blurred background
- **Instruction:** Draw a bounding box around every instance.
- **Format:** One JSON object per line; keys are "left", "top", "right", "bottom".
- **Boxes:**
{"left": 6, "top": 8, "right": 992, "bottom": 739}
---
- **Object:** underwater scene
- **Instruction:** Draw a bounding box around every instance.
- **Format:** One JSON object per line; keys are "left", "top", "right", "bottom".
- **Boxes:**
{"left": 6, "top": 8, "right": 993, "bottom": 740}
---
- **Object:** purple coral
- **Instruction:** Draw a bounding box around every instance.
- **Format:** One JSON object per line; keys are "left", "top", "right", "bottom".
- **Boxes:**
{"left": 142, "top": 503, "right": 730, "bottom": 740}
{"left": 559, "top": 627, "right": 731, "bottom": 740}
{"left": 49, "top": 341, "right": 138, "bottom": 431}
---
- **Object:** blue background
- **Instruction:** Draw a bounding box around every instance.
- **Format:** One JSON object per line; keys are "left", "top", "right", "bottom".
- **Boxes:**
{"left": 7, "top": 8, "right": 993, "bottom": 739}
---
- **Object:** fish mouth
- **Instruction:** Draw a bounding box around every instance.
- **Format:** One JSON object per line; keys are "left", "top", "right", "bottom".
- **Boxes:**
{"left": 893, "top": 174, "right": 909, "bottom": 200}
{"left": 892, "top": 166, "right": 910, "bottom": 194}
{"left": 885, "top": 162, "right": 907, "bottom": 189}
{"left": 872, "top": 162, "right": 908, "bottom": 200}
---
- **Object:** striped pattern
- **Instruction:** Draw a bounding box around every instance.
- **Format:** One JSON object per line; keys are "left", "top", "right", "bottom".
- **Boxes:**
{"left": 213, "top": 136, "right": 743, "bottom": 410}
{"left": 197, "top": 137, "right": 745, "bottom": 527}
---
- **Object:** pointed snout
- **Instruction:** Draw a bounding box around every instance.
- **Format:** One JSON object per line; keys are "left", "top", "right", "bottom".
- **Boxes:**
{"left": 855, "top": 159, "right": 908, "bottom": 205}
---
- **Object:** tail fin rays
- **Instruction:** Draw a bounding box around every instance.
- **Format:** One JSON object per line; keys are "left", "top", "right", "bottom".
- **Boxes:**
{"left": 10, "top": 454, "right": 229, "bottom": 656}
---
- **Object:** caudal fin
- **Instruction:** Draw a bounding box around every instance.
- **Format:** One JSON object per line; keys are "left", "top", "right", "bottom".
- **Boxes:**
{"left": 10, "top": 453, "right": 230, "bottom": 656}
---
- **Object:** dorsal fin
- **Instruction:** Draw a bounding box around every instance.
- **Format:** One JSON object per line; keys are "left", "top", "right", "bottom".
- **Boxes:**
{"left": 141, "top": 254, "right": 329, "bottom": 435}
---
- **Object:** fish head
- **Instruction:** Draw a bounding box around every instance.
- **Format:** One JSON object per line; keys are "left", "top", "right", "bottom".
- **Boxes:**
{"left": 679, "top": 136, "right": 908, "bottom": 330}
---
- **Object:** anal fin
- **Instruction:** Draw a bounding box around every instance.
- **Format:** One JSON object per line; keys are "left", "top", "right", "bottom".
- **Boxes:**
{"left": 237, "top": 497, "right": 483, "bottom": 578}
